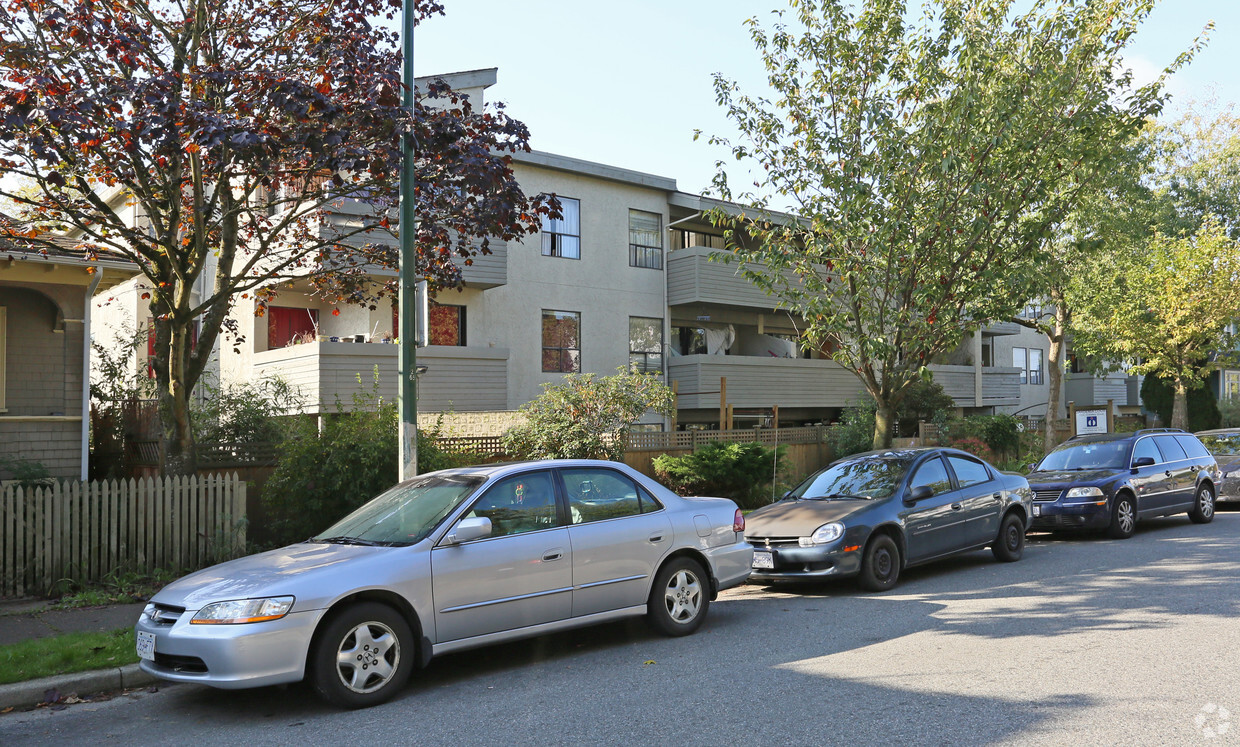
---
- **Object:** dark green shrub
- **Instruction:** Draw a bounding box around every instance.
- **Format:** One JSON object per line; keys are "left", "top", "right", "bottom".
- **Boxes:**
{"left": 942, "top": 414, "right": 1021, "bottom": 460}
{"left": 653, "top": 441, "right": 785, "bottom": 509}
{"left": 829, "top": 399, "right": 878, "bottom": 459}
{"left": 1140, "top": 375, "right": 1220, "bottom": 431}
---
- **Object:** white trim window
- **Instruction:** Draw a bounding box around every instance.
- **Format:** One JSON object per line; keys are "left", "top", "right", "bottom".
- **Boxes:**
{"left": 1013, "top": 347, "right": 1027, "bottom": 385}
{"left": 1028, "top": 348, "right": 1044, "bottom": 385}
{"left": 1013, "top": 347, "right": 1044, "bottom": 385}
{"left": 1225, "top": 371, "right": 1240, "bottom": 400}
{"left": 541, "top": 196, "right": 580, "bottom": 259}
{"left": 629, "top": 210, "right": 663, "bottom": 269}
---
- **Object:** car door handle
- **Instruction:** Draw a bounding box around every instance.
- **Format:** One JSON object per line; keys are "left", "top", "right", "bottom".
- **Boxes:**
{"left": 992, "top": 492, "right": 1003, "bottom": 500}
{"left": 542, "top": 550, "right": 563, "bottom": 562}
{"left": 951, "top": 503, "right": 963, "bottom": 510}
{"left": 648, "top": 533, "right": 665, "bottom": 543}
{"left": 1165, "top": 470, "right": 1173, "bottom": 477}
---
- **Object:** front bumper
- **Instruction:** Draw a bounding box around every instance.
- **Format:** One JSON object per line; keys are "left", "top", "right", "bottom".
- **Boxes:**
{"left": 746, "top": 541, "right": 863, "bottom": 582}
{"left": 1028, "top": 498, "right": 1110, "bottom": 530}
{"left": 135, "top": 606, "right": 323, "bottom": 689}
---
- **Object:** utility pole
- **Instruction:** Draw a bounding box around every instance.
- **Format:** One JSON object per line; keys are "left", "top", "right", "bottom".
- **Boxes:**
{"left": 398, "top": 0, "right": 418, "bottom": 481}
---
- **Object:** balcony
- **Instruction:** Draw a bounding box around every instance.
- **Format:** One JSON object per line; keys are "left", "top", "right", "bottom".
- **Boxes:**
{"left": 668, "top": 355, "right": 867, "bottom": 410}
{"left": 1066, "top": 372, "right": 1131, "bottom": 408}
{"left": 251, "top": 342, "right": 509, "bottom": 414}
{"left": 667, "top": 246, "right": 798, "bottom": 310}
{"left": 929, "top": 364, "right": 1022, "bottom": 408}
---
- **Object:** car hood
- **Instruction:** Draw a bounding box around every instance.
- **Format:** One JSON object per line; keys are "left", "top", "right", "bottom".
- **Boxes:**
{"left": 150, "top": 542, "right": 391, "bottom": 609}
{"left": 745, "top": 499, "right": 870, "bottom": 537}
{"left": 1027, "top": 468, "right": 1120, "bottom": 487}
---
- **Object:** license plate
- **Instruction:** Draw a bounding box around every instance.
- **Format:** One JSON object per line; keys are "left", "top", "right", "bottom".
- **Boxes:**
{"left": 136, "top": 630, "right": 156, "bottom": 661}
{"left": 752, "top": 550, "right": 774, "bottom": 569}
{"left": 1032, "top": 505, "right": 1041, "bottom": 517}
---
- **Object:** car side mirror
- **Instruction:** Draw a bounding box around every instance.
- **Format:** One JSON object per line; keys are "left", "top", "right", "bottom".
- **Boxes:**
{"left": 1132, "top": 456, "right": 1156, "bottom": 469}
{"left": 444, "top": 516, "right": 492, "bottom": 545}
{"left": 1027, "top": 463, "right": 1039, "bottom": 473}
{"left": 905, "top": 485, "right": 933, "bottom": 504}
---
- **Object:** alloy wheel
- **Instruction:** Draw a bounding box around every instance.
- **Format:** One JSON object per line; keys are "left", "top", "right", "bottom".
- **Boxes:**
{"left": 663, "top": 569, "right": 702, "bottom": 622}
{"left": 335, "top": 621, "right": 400, "bottom": 694}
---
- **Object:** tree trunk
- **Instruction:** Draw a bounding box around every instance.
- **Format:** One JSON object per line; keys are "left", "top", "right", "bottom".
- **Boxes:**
{"left": 872, "top": 402, "right": 895, "bottom": 450}
{"left": 1171, "top": 377, "right": 1190, "bottom": 430}
{"left": 1044, "top": 304, "right": 1069, "bottom": 452}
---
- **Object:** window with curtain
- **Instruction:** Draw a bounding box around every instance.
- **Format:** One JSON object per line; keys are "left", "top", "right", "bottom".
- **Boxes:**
{"left": 542, "top": 310, "right": 581, "bottom": 372}
{"left": 1013, "top": 347, "right": 1028, "bottom": 385}
{"left": 541, "top": 196, "right": 580, "bottom": 259}
{"left": 629, "top": 317, "right": 663, "bottom": 373}
{"left": 629, "top": 210, "right": 663, "bottom": 269}
{"left": 268, "top": 307, "right": 318, "bottom": 349}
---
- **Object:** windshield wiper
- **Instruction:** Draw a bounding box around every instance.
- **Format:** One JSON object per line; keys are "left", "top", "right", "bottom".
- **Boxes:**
{"left": 315, "top": 536, "right": 382, "bottom": 546}
{"left": 803, "top": 493, "right": 871, "bottom": 501}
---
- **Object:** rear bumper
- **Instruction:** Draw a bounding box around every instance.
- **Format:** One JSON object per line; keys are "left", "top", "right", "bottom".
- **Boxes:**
{"left": 706, "top": 541, "right": 754, "bottom": 593}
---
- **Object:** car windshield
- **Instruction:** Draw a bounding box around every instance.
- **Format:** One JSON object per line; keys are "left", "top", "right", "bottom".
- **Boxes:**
{"left": 1200, "top": 434, "right": 1240, "bottom": 456}
{"left": 788, "top": 454, "right": 914, "bottom": 501}
{"left": 312, "top": 474, "right": 486, "bottom": 546}
{"left": 1038, "top": 440, "right": 1128, "bottom": 471}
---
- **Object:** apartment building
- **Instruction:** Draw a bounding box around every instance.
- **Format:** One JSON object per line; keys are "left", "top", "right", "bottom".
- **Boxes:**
{"left": 90, "top": 68, "right": 1140, "bottom": 437}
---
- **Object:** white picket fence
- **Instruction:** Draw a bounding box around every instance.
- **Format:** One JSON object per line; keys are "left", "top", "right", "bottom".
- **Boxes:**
{"left": 0, "top": 474, "right": 246, "bottom": 598}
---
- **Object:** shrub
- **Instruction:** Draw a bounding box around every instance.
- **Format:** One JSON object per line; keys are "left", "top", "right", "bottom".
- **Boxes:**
{"left": 829, "top": 399, "right": 878, "bottom": 458}
{"left": 504, "top": 368, "right": 674, "bottom": 461}
{"left": 1219, "top": 397, "right": 1240, "bottom": 428}
{"left": 941, "top": 414, "right": 1021, "bottom": 460}
{"left": 192, "top": 376, "right": 303, "bottom": 445}
{"left": 260, "top": 370, "right": 456, "bottom": 547}
{"left": 653, "top": 441, "right": 785, "bottom": 509}
{"left": 1140, "top": 375, "right": 1221, "bottom": 431}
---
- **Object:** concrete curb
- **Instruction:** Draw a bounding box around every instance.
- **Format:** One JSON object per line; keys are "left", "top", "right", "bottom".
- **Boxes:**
{"left": 0, "top": 663, "right": 161, "bottom": 710}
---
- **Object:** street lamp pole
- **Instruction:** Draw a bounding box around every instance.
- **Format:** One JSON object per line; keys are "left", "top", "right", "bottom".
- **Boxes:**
{"left": 398, "top": 0, "right": 418, "bottom": 481}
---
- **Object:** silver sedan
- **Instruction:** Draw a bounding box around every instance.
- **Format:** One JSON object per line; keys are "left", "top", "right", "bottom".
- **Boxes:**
{"left": 134, "top": 460, "right": 752, "bottom": 708}
{"left": 1196, "top": 428, "right": 1240, "bottom": 502}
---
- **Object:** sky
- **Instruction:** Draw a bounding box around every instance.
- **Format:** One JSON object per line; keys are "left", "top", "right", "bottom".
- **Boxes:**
{"left": 413, "top": 0, "right": 1239, "bottom": 198}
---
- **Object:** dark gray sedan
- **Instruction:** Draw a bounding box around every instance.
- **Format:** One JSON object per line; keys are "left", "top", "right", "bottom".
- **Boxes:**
{"left": 134, "top": 460, "right": 751, "bottom": 708}
{"left": 745, "top": 448, "right": 1032, "bottom": 591}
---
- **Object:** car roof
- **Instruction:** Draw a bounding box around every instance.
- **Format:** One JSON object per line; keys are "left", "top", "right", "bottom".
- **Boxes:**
{"left": 1196, "top": 428, "right": 1240, "bottom": 436}
{"left": 1059, "top": 428, "right": 1191, "bottom": 446}
{"left": 417, "top": 458, "right": 634, "bottom": 482}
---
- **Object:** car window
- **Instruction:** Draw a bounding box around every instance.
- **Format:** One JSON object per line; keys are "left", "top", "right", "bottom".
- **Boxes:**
{"left": 638, "top": 487, "right": 664, "bottom": 514}
{"left": 1199, "top": 433, "right": 1240, "bottom": 456}
{"left": 467, "top": 471, "right": 560, "bottom": 537}
{"left": 1038, "top": 439, "right": 1127, "bottom": 470}
{"left": 1153, "top": 435, "right": 1188, "bottom": 462}
{"left": 561, "top": 468, "right": 642, "bottom": 523}
{"left": 1131, "top": 437, "right": 1161, "bottom": 466}
{"left": 1175, "top": 435, "right": 1212, "bottom": 460}
{"left": 909, "top": 456, "right": 953, "bottom": 496}
{"left": 947, "top": 455, "right": 992, "bottom": 488}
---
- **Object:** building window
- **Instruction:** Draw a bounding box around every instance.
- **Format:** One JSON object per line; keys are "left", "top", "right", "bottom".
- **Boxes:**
{"left": 1028, "top": 348, "right": 1044, "bottom": 385}
{"left": 672, "top": 325, "right": 707, "bottom": 356}
{"left": 541, "top": 196, "right": 580, "bottom": 259}
{"left": 981, "top": 340, "right": 993, "bottom": 368}
{"left": 428, "top": 304, "right": 466, "bottom": 346}
{"left": 670, "top": 230, "right": 726, "bottom": 251}
{"left": 542, "top": 310, "right": 580, "bottom": 373}
{"left": 1013, "top": 347, "right": 1027, "bottom": 385}
{"left": 268, "top": 306, "right": 318, "bottom": 349}
{"left": 629, "top": 317, "right": 664, "bottom": 374}
{"left": 629, "top": 210, "right": 663, "bottom": 269}
{"left": 1225, "top": 372, "right": 1240, "bottom": 400}
{"left": 0, "top": 306, "right": 6, "bottom": 412}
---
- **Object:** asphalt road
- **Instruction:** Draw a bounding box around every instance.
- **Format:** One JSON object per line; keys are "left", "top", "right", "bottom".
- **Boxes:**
{"left": 4, "top": 511, "right": 1240, "bottom": 746}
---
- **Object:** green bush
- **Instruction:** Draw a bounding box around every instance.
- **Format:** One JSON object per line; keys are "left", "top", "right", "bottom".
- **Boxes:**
{"left": 941, "top": 414, "right": 1021, "bottom": 460}
{"left": 653, "top": 441, "right": 785, "bottom": 509}
{"left": 192, "top": 376, "right": 302, "bottom": 445}
{"left": 1219, "top": 397, "right": 1240, "bottom": 428}
{"left": 829, "top": 399, "right": 878, "bottom": 459}
{"left": 260, "top": 371, "right": 458, "bottom": 547}
{"left": 1140, "top": 375, "right": 1220, "bottom": 431}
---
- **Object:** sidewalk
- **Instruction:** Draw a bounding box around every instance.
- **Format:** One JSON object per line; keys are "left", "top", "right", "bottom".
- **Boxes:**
{"left": 0, "top": 599, "right": 160, "bottom": 710}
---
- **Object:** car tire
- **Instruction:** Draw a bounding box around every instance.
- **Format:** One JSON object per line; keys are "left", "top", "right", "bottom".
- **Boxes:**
{"left": 858, "top": 534, "right": 901, "bottom": 592}
{"left": 1107, "top": 494, "right": 1137, "bottom": 539}
{"left": 310, "top": 602, "right": 415, "bottom": 709}
{"left": 1189, "top": 483, "right": 1216, "bottom": 524}
{"left": 646, "top": 557, "right": 709, "bottom": 636}
{"left": 991, "top": 513, "right": 1025, "bottom": 562}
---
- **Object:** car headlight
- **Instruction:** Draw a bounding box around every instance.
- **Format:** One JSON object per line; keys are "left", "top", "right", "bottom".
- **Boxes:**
{"left": 1065, "top": 487, "right": 1104, "bottom": 498}
{"left": 801, "top": 522, "right": 844, "bottom": 546}
{"left": 191, "top": 596, "right": 295, "bottom": 625}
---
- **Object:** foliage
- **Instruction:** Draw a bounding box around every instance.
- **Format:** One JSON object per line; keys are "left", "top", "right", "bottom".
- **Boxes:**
{"left": 89, "top": 321, "right": 155, "bottom": 405}
{"left": 653, "top": 441, "right": 785, "bottom": 509}
{"left": 940, "top": 414, "right": 1022, "bottom": 461}
{"left": 0, "top": 629, "right": 136, "bottom": 686}
{"left": 1072, "top": 222, "right": 1240, "bottom": 429}
{"left": 260, "top": 371, "right": 457, "bottom": 546}
{"left": 0, "top": 0, "right": 554, "bottom": 474}
{"left": 704, "top": 0, "right": 1196, "bottom": 449}
{"left": 50, "top": 567, "right": 180, "bottom": 607}
{"left": 1218, "top": 398, "right": 1240, "bottom": 429}
{"left": 897, "top": 378, "right": 955, "bottom": 427}
{"left": 503, "top": 369, "right": 674, "bottom": 462}
{"left": 829, "top": 399, "right": 880, "bottom": 460}
{"left": 191, "top": 377, "right": 303, "bottom": 445}
{"left": 0, "top": 457, "right": 54, "bottom": 486}
{"left": 1140, "top": 375, "right": 1220, "bottom": 433}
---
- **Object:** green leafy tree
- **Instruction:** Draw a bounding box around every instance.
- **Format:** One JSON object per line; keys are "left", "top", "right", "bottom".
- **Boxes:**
{"left": 503, "top": 369, "right": 674, "bottom": 462}
{"left": 653, "top": 442, "right": 785, "bottom": 509}
{"left": 1140, "top": 375, "right": 1220, "bottom": 433}
{"left": 704, "top": 0, "right": 1196, "bottom": 449}
{"left": 1072, "top": 222, "right": 1240, "bottom": 429}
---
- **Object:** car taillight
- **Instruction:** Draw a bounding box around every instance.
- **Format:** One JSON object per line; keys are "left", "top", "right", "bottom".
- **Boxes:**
{"left": 733, "top": 509, "right": 745, "bottom": 533}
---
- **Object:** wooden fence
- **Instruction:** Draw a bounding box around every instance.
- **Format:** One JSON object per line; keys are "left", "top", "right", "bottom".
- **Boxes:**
{"left": 0, "top": 473, "right": 247, "bottom": 598}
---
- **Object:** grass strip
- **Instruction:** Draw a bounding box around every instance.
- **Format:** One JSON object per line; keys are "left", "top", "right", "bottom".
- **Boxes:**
{"left": 0, "top": 628, "right": 138, "bottom": 685}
